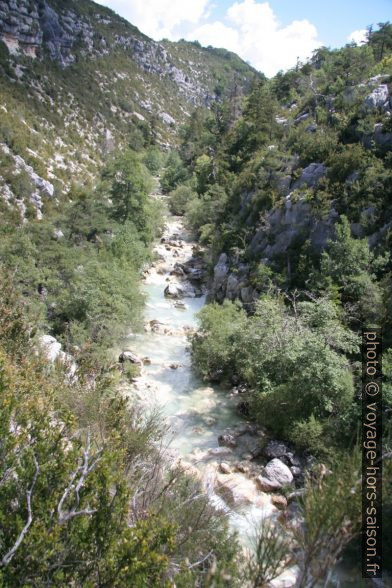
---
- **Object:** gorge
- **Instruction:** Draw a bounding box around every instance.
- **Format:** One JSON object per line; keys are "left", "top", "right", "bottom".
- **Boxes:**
{"left": 0, "top": 1, "right": 391, "bottom": 586}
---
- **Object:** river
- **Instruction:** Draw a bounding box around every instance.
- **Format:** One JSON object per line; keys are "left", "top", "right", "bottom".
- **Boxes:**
{"left": 120, "top": 189, "right": 367, "bottom": 588}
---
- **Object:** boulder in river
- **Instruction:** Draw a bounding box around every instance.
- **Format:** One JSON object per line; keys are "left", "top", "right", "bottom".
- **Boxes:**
{"left": 264, "top": 458, "right": 294, "bottom": 486}
{"left": 256, "top": 475, "right": 282, "bottom": 492}
{"left": 219, "top": 462, "right": 232, "bottom": 474}
{"left": 216, "top": 472, "right": 273, "bottom": 509}
{"left": 173, "top": 300, "right": 187, "bottom": 309}
{"left": 218, "top": 433, "right": 237, "bottom": 448}
{"left": 169, "top": 363, "right": 181, "bottom": 370}
{"left": 119, "top": 350, "right": 143, "bottom": 366}
{"left": 164, "top": 283, "right": 183, "bottom": 298}
{"left": 271, "top": 494, "right": 288, "bottom": 510}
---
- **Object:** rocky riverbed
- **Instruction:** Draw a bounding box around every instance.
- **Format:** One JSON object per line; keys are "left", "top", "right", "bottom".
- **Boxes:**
{"left": 118, "top": 190, "right": 301, "bottom": 587}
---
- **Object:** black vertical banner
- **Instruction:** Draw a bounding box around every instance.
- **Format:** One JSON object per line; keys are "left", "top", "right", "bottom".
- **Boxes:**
{"left": 362, "top": 328, "right": 382, "bottom": 579}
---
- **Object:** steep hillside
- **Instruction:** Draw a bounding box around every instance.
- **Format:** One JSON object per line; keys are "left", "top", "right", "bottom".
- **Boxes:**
{"left": 167, "top": 31, "right": 392, "bottom": 316}
{"left": 0, "top": 0, "right": 258, "bottom": 218}
{"left": 163, "top": 29, "right": 392, "bottom": 579}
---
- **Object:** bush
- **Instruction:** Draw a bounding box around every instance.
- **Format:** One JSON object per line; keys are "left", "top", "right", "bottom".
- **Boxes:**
{"left": 192, "top": 295, "right": 358, "bottom": 450}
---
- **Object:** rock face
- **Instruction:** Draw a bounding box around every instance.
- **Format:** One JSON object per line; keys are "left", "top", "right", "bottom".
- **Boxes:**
{"left": 363, "top": 84, "right": 391, "bottom": 113}
{"left": 0, "top": 0, "right": 256, "bottom": 106}
{"left": 0, "top": 0, "right": 96, "bottom": 65}
{"left": 38, "top": 334, "right": 77, "bottom": 379}
{"left": 211, "top": 253, "right": 229, "bottom": 302}
{"left": 373, "top": 123, "right": 392, "bottom": 148}
{"left": 292, "top": 163, "right": 327, "bottom": 190}
{"left": 1, "top": 143, "right": 55, "bottom": 218}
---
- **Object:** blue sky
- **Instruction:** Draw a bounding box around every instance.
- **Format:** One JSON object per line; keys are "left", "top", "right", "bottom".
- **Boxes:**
{"left": 95, "top": 0, "right": 392, "bottom": 75}
{"left": 207, "top": 0, "right": 391, "bottom": 48}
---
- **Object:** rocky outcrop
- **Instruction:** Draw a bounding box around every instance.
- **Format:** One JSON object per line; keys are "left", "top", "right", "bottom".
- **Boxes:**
{"left": 1, "top": 143, "right": 54, "bottom": 218}
{"left": 0, "top": 0, "right": 97, "bottom": 65}
{"left": 38, "top": 334, "right": 77, "bottom": 379}
{"left": 373, "top": 123, "right": 392, "bottom": 148}
{"left": 0, "top": 0, "right": 256, "bottom": 113}
{"left": 363, "top": 84, "right": 391, "bottom": 113}
{"left": 0, "top": 0, "right": 42, "bottom": 57}
{"left": 291, "top": 163, "right": 327, "bottom": 190}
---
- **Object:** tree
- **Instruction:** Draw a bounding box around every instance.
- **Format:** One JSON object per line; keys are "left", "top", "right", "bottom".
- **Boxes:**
{"left": 319, "top": 215, "right": 387, "bottom": 325}
{"left": 161, "top": 151, "right": 188, "bottom": 193}
{"left": 369, "top": 22, "right": 392, "bottom": 61}
{"left": 103, "top": 150, "right": 152, "bottom": 234}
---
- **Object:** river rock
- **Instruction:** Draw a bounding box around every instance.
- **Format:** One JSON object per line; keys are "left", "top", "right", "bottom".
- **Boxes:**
{"left": 173, "top": 300, "right": 187, "bottom": 309}
{"left": 218, "top": 433, "right": 237, "bottom": 448}
{"left": 235, "top": 462, "right": 250, "bottom": 474}
{"left": 216, "top": 473, "right": 272, "bottom": 508}
{"left": 169, "top": 363, "right": 180, "bottom": 369}
{"left": 170, "top": 265, "right": 185, "bottom": 277}
{"left": 164, "top": 283, "right": 183, "bottom": 298}
{"left": 119, "top": 350, "right": 143, "bottom": 366}
{"left": 207, "top": 447, "right": 234, "bottom": 458}
{"left": 256, "top": 475, "right": 282, "bottom": 492}
{"left": 236, "top": 432, "right": 263, "bottom": 457}
{"left": 287, "top": 489, "right": 305, "bottom": 503}
{"left": 178, "top": 460, "right": 203, "bottom": 482}
{"left": 264, "top": 440, "right": 290, "bottom": 460}
{"left": 264, "top": 458, "right": 294, "bottom": 486}
{"left": 290, "top": 466, "right": 302, "bottom": 477}
{"left": 271, "top": 494, "right": 288, "bottom": 510}
{"left": 219, "top": 462, "right": 232, "bottom": 474}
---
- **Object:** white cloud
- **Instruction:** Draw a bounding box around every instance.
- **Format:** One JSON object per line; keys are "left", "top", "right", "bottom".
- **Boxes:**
{"left": 95, "top": 0, "right": 210, "bottom": 40}
{"left": 95, "top": 0, "right": 322, "bottom": 76}
{"left": 189, "top": 0, "right": 321, "bottom": 76}
{"left": 347, "top": 28, "right": 367, "bottom": 45}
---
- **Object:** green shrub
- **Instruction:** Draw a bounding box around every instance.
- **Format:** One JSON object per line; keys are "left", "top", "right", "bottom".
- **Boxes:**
{"left": 168, "top": 184, "right": 197, "bottom": 215}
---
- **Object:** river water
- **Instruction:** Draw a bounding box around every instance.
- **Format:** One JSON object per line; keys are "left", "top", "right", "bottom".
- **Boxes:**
{"left": 120, "top": 204, "right": 282, "bottom": 542}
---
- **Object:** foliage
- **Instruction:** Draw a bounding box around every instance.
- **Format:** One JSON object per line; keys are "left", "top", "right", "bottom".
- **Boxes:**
{"left": 161, "top": 151, "right": 189, "bottom": 193}
{"left": 192, "top": 294, "right": 359, "bottom": 453}
{"left": 168, "top": 184, "right": 197, "bottom": 216}
{"left": 0, "top": 273, "right": 238, "bottom": 585}
{"left": 294, "top": 449, "right": 362, "bottom": 588}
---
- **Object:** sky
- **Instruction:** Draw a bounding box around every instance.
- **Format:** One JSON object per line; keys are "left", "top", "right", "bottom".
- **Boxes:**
{"left": 94, "top": 0, "right": 392, "bottom": 76}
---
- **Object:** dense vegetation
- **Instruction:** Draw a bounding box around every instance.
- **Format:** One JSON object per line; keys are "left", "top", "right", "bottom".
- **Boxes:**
{"left": 0, "top": 143, "right": 162, "bottom": 365}
{"left": 0, "top": 275, "right": 241, "bottom": 585}
{"left": 163, "top": 24, "right": 392, "bottom": 450}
